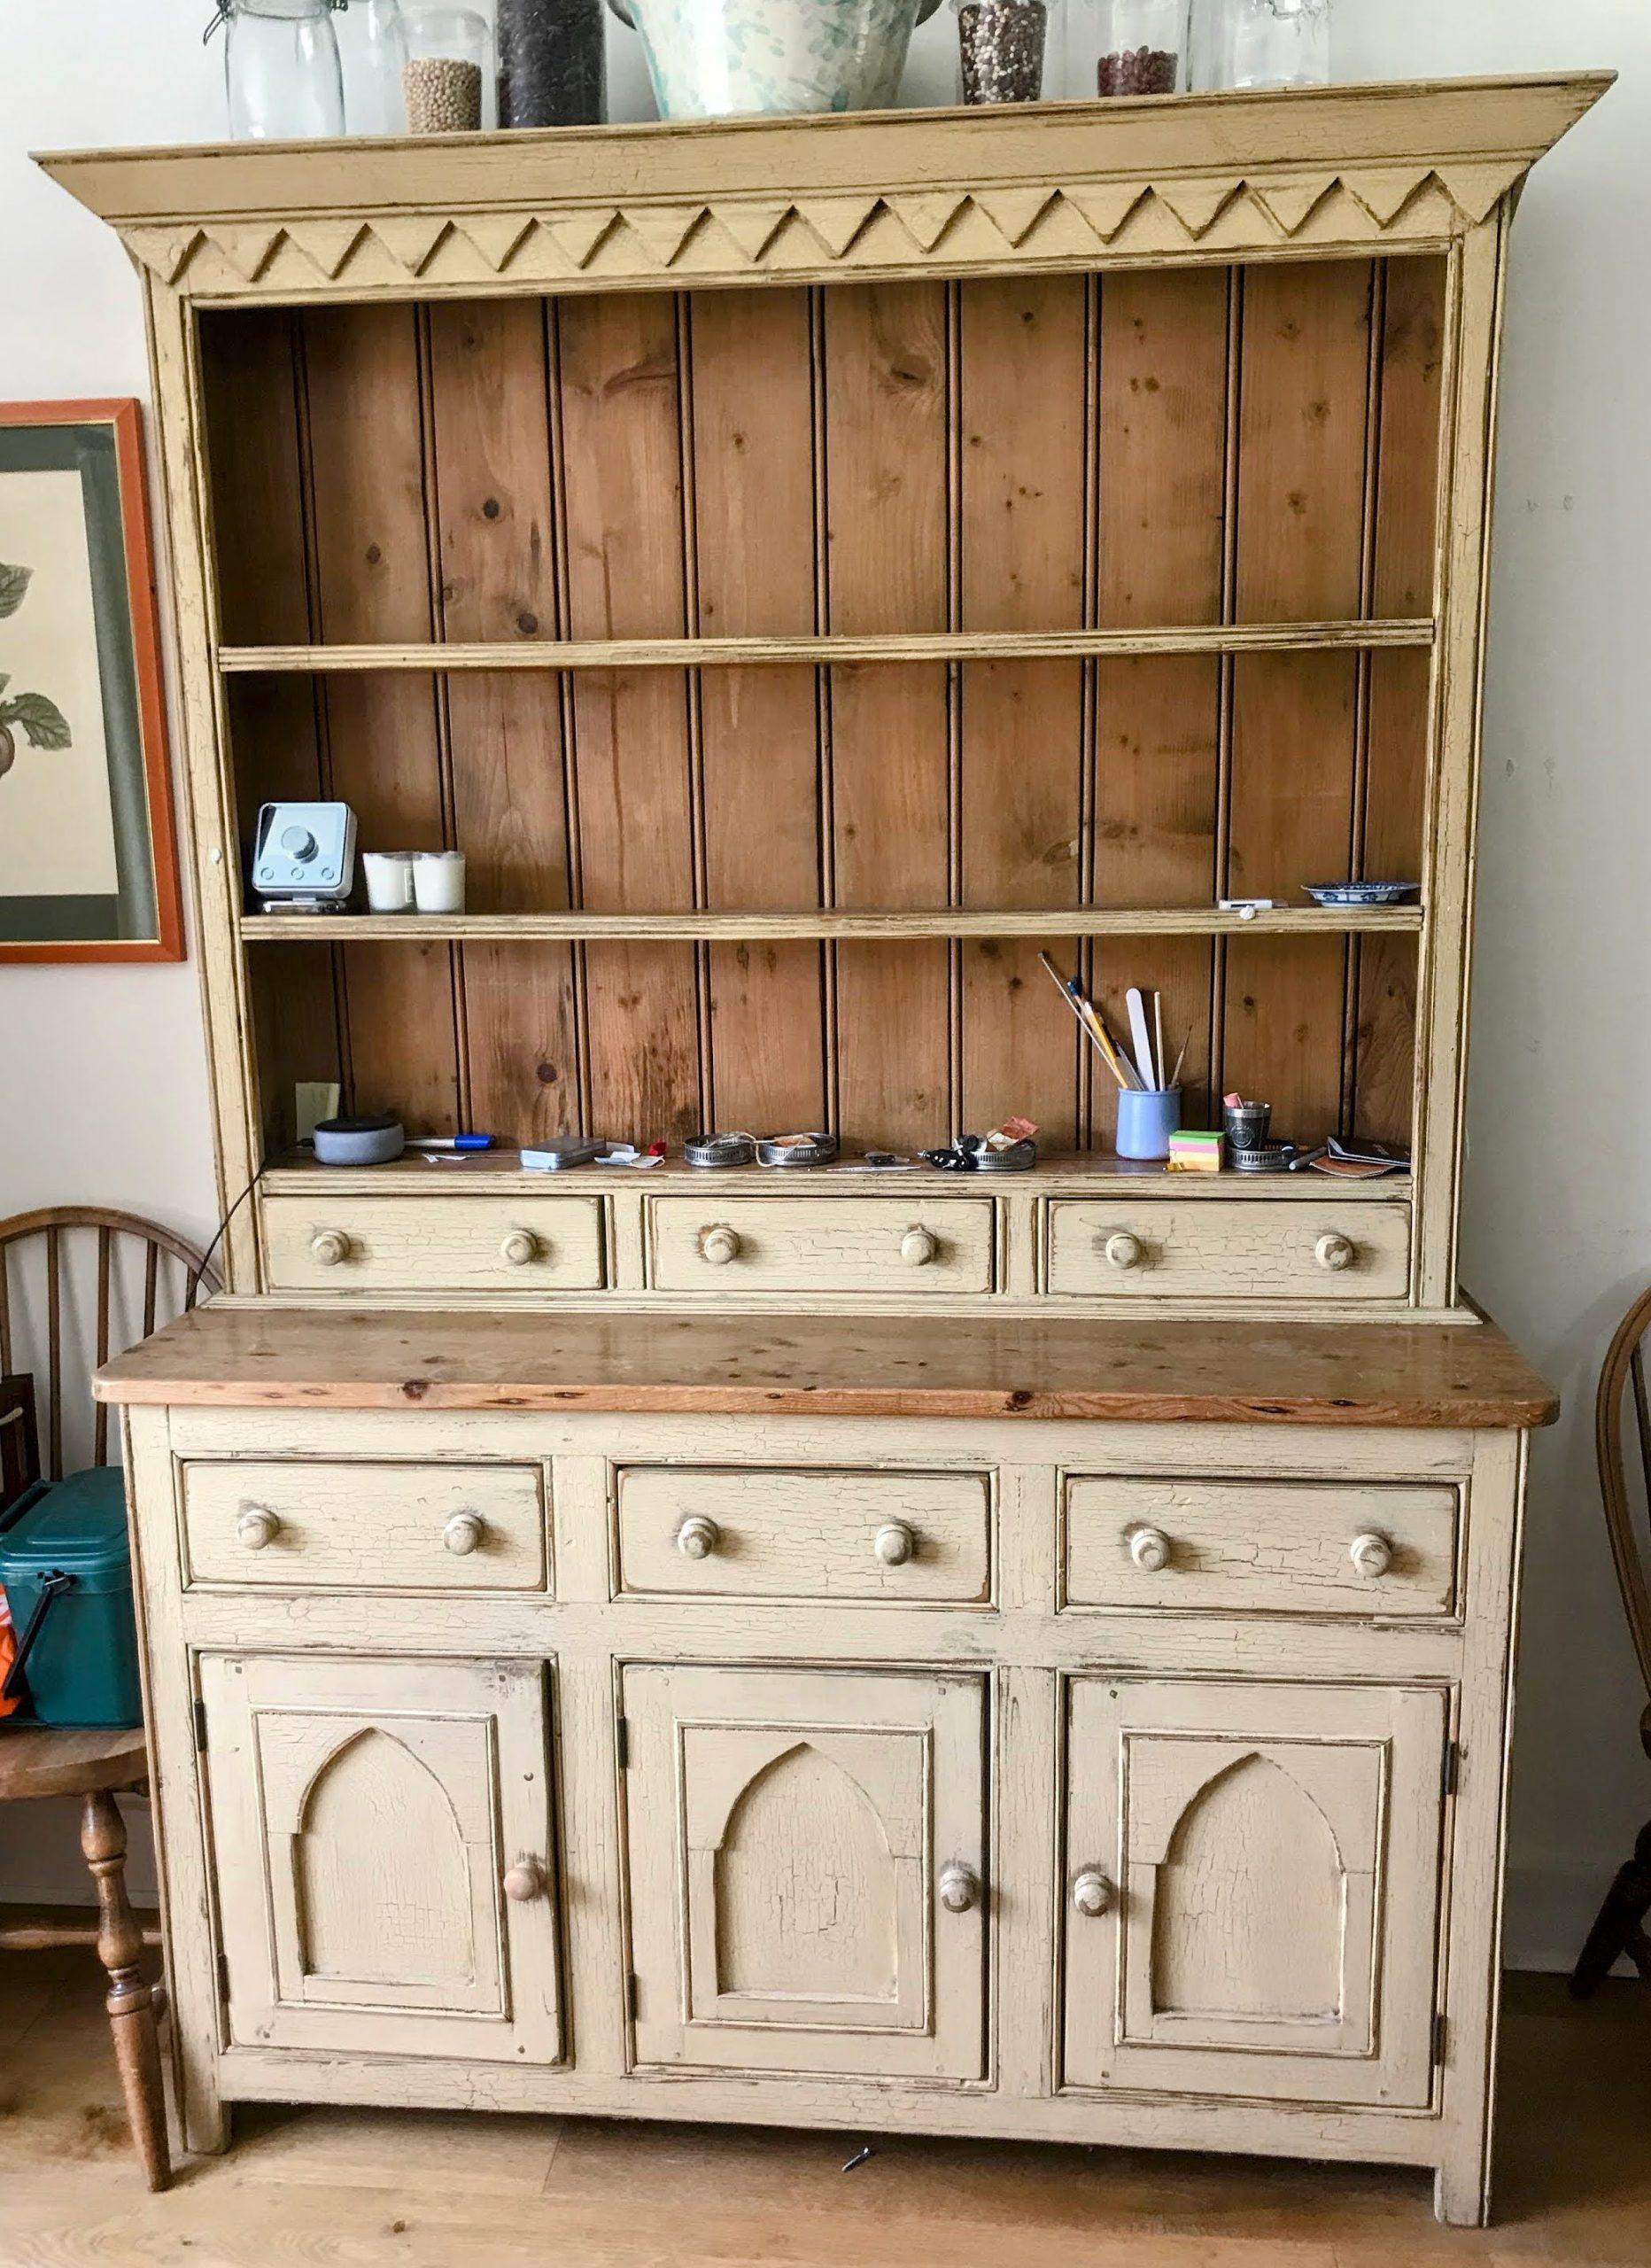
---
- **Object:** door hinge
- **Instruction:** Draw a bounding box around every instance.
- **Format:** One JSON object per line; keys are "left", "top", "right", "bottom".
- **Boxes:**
{"left": 217, "top": 1952, "right": 231, "bottom": 2004}
{"left": 1434, "top": 2010, "right": 1447, "bottom": 2068}
{"left": 1442, "top": 1738, "right": 1459, "bottom": 1798}
{"left": 626, "top": 1972, "right": 640, "bottom": 2023}
{"left": 193, "top": 1698, "right": 209, "bottom": 1754}
{"left": 616, "top": 1716, "right": 630, "bottom": 1770}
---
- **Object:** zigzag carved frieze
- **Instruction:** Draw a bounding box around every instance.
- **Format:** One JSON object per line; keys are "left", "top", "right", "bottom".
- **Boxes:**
{"left": 135, "top": 162, "right": 1526, "bottom": 295}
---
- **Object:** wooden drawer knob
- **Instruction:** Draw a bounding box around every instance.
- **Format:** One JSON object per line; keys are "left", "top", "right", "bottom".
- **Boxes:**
{"left": 676, "top": 1515, "right": 721, "bottom": 1561}
{"left": 1350, "top": 1530, "right": 1394, "bottom": 1580}
{"left": 873, "top": 1521, "right": 916, "bottom": 1567}
{"left": 502, "top": 1858, "right": 546, "bottom": 1904}
{"left": 901, "top": 1225, "right": 939, "bottom": 1269}
{"left": 1315, "top": 1231, "right": 1355, "bottom": 1273}
{"left": 1071, "top": 1869, "right": 1115, "bottom": 1918}
{"left": 444, "top": 1511, "right": 485, "bottom": 1557}
{"left": 236, "top": 1505, "right": 282, "bottom": 1552}
{"left": 938, "top": 1861, "right": 981, "bottom": 1915}
{"left": 500, "top": 1229, "right": 539, "bottom": 1268}
{"left": 700, "top": 1224, "right": 741, "bottom": 1267}
{"left": 1129, "top": 1526, "right": 1172, "bottom": 1573}
{"left": 1105, "top": 1231, "right": 1144, "bottom": 1271}
{"left": 309, "top": 1230, "right": 350, "bottom": 1268}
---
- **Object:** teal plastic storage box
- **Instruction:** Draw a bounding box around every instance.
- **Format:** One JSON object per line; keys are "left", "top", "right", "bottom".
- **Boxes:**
{"left": 0, "top": 1467, "right": 143, "bottom": 1728}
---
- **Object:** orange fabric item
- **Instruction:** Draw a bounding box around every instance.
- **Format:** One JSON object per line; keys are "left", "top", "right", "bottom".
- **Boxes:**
{"left": 0, "top": 1590, "right": 19, "bottom": 1716}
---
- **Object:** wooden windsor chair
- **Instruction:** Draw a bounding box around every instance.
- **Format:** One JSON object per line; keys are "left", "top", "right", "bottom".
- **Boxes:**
{"left": 1571, "top": 1282, "right": 1651, "bottom": 1996}
{"left": 0, "top": 1207, "right": 216, "bottom": 2189}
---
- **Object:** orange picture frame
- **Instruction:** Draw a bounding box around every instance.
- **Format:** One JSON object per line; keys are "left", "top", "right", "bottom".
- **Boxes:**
{"left": 0, "top": 398, "right": 182, "bottom": 962}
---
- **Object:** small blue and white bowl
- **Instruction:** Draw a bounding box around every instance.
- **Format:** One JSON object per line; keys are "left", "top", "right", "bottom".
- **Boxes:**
{"left": 1304, "top": 881, "right": 1420, "bottom": 908}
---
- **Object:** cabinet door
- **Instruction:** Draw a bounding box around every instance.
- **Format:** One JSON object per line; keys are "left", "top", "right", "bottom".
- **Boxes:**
{"left": 202, "top": 1654, "right": 562, "bottom": 2063}
{"left": 1063, "top": 1678, "right": 1446, "bottom": 2107}
{"left": 624, "top": 1665, "right": 988, "bottom": 2079}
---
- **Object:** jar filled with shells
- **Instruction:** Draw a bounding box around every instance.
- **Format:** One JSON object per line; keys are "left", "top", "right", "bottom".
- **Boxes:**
{"left": 400, "top": 4, "right": 489, "bottom": 132}
{"left": 952, "top": 0, "right": 1058, "bottom": 105}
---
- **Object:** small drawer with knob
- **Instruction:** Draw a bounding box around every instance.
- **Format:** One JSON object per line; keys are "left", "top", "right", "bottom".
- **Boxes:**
{"left": 1062, "top": 1475, "right": 1460, "bottom": 1619}
{"left": 1043, "top": 1200, "right": 1411, "bottom": 1302}
{"left": 614, "top": 1465, "right": 993, "bottom": 1604}
{"left": 261, "top": 1195, "right": 606, "bottom": 1294}
{"left": 645, "top": 1197, "right": 996, "bottom": 1296}
{"left": 179, "top": 1460, "right": 549, "bottom": 1592}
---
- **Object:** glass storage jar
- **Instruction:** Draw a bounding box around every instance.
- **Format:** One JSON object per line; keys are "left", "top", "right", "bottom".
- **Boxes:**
{"left": 336, "top": 0, "right": 410, "bottom": 133}
{"left": 499, "top": 0, "right": 605, "bottom": 127}
{"left": 400, "top": 5, "right": 489, "bottom": 131}
{"left": 1218, "top": 0, "right": 1329, "bottom": 89}
{"left": 218, "top": 0, "right": 346, "bottom": 140}
{"left": 953, "top": 0, "right": 1057, "bottom": 105}
{"left": 1088, "top": 0, "right": 1185, "bottom": 95}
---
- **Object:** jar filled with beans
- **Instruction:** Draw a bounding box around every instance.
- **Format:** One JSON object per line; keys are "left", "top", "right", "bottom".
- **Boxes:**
{"left": 953, "top": 0, "right": 1056, "bottom": 106}
{"left": 1087, "top": 0, "right": 1187, "bottom": 97}
{"left": 400, "top": 4, "right": 489, "bottom": 132}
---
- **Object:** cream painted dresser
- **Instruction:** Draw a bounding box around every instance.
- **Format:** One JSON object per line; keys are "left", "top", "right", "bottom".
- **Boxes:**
{"left": 52, "top": 70, "right": 1608, "bottom": 2225}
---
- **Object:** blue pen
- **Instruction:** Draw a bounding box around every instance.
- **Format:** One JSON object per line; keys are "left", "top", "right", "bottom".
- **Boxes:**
{"left": 405, "top": 1133, "right": 497, "bottom": 1153}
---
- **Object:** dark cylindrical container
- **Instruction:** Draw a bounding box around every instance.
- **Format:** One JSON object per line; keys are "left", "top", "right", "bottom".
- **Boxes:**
{"left": 498, "top": 0, "right": 605, "bottom": 127}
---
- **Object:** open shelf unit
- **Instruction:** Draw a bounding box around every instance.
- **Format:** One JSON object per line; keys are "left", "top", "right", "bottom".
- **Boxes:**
{"left": 42, "top": 78, "right": 1609, "bottom": 1303}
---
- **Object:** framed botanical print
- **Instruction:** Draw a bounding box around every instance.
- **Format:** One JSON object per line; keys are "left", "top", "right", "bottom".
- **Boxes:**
{"left": 0, "top": 399, "right": 182, "bottom": 960}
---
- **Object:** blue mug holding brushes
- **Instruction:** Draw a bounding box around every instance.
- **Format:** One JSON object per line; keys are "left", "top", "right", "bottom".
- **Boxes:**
{"left": 1116, "top": 1087, "right": 1182, "bottom": 1161}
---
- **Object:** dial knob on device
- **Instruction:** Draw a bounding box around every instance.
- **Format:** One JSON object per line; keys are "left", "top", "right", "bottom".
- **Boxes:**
{"left": 281, "top": 825, "right": 318, "bottom": 861}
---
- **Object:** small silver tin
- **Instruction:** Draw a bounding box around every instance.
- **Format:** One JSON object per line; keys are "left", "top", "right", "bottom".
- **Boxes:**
{"left": 685, "top": 1132, "right": 757, "bottom": 1169}
{"left": 1229, "top": 1142, "right": 1293, "bottom": 1174}
{"left": 757, "top": 1132, "right": 839, "bottom": 1169}
{"left": 971, "top": 1139, "right": 1038, "bottom": 1174}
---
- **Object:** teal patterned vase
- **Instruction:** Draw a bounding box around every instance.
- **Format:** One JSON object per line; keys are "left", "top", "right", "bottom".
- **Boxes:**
{"left": 621, "top": 0, "right": 927, "bottom": 117}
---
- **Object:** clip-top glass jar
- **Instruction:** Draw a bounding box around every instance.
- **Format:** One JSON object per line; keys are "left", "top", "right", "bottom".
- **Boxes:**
{"left": 336, "top": 0, "right": 410, "bottom": 133}
{"left": 953, "top": 0, "right": 1057, "bottom": 106}
{"left": 1218, "top": 0, "right": 1329, "bottom": 89}
{"left": 499, "top": 0, "right": 606, "bottom": 127}
{"left": 218, "top": 0, "right": 346, "bottom": 140}
{"left": 1089, "top": 0, "right": 1186, "bottom": 96}
{"left": 400, "top": 5, "right": 489, "bottom": 130}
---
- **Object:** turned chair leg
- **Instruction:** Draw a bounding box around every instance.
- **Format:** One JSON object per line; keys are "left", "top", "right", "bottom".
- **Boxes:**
{"left": 80, "top": 1788, "right": 171, "bottom": 2192}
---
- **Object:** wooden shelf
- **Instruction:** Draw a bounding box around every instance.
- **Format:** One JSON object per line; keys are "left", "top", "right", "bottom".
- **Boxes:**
{"left": 217, "top": 619, "right": 1437, "bottom": 676}
{"left": 260, "top": 1151, "right": 1415, "bottom": 1203}
{"left": 240, "top": 905, "right": 1425, "bottom": 944}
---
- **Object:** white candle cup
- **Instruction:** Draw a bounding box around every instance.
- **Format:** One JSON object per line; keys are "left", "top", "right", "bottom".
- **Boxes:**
{"left": 362, "top": 850, "right": 415, "bottom": 913}
{"left": 413, "top": 850, "right": 467, "bottom": 913}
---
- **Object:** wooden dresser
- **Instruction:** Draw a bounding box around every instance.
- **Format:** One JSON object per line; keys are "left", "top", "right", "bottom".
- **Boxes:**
{"left": 55, "top": 71, "right": 1608, "bottom": 2224}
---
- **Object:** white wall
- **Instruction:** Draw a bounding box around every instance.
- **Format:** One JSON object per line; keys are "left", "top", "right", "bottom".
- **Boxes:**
{"left": 1, "top": 0, "right": 1646, "bottom": 1966}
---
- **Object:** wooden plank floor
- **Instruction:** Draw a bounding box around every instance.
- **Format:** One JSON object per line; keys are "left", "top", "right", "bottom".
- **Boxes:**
{"left": 1, "top": 1953, "right": 1645, "bottom": 2266}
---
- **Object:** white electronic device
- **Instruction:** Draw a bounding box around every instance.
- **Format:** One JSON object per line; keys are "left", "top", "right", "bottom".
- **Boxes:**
{"left": 252, "top": 802, "right": 358, "bottom": 910}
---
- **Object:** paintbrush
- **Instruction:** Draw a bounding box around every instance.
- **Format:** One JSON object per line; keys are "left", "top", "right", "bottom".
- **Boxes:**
{"left": 1072, "top": 978, "right": 1139, "bottom": 1091}
{"left": 1169, "top": 1026, "right": 1193, "bottom": 1090}
{"left": 1037, "top": 952, "right": 1130, "bottom": 1091}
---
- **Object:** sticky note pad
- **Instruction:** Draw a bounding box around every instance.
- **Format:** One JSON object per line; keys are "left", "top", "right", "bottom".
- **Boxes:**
{"left": 1167, "top": 1130, "right": 1224, "bottom": 1174}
